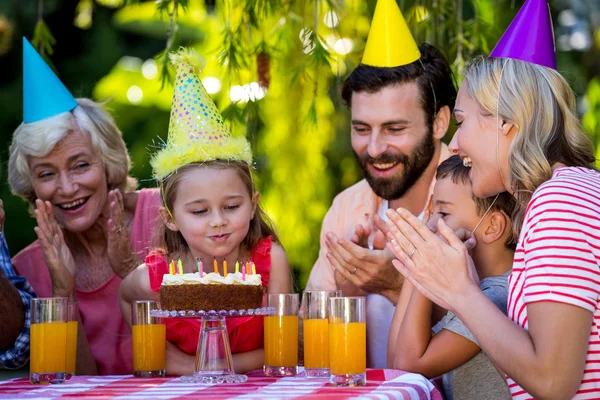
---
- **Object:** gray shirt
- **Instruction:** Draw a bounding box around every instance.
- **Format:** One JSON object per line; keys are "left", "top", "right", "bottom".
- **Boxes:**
{"left": 431, "top": 272, "right": 511, "bottom": 400}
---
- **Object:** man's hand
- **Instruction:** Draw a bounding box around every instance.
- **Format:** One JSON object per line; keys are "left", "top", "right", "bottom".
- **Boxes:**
{"left": 350, "top": 215, "right": 388, "bottom": 250}
{"left": 326, "top": 232, "right": 402, "bottom": 304}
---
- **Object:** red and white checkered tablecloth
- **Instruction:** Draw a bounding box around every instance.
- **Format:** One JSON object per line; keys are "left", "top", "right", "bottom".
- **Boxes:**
{"left": 0, "top": 369, "right": 443, "bottom": 399}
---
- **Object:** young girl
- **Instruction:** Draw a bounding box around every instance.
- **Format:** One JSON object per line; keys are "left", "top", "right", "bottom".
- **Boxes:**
{"left": 119, "top": 49, "right": 291, "bottom": 375}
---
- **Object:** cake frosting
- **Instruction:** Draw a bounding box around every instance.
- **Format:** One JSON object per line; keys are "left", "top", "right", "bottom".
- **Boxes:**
{"left": 161, "top": 272, "right": 262, "bottom": 286}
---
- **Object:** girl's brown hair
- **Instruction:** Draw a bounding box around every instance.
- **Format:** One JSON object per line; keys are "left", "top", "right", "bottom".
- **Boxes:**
{"left": 156, "top": 160, "right": 280, "bottom": 255}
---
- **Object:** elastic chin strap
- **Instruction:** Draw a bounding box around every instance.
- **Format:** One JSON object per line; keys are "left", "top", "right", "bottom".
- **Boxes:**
{"left": 418, "top": 58, "right": 438, "bottom": 124}
{"left": 160, "top": 181, "right": 179, "bottom": 230}
{"left": 496, "top": 59, "right": 508, "bottom": 193}
{"left": 470, "top": 61, "right": 505, "bottom": 240}
{"left": 471, "top": 193, "right": 500, "bottom": 237}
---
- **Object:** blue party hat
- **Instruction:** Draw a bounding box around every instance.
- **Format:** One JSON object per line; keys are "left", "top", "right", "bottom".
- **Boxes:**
{"left": 22, "top": 37, "right": 77, "bottom": 123}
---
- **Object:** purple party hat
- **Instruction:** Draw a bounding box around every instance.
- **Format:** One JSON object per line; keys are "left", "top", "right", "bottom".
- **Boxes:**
{"left": 490, "top": 0, "right": 556, "bottom": 69}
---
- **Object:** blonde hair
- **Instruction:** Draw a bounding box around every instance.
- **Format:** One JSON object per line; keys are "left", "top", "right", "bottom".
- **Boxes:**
{"left": 9, "top": 98, "right": 137, "bottom": 203}
{"left": 464, "top": 57, "right": 596, "bottom": 237}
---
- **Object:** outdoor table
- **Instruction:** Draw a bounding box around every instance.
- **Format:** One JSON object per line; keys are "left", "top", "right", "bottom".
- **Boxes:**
{"left": 0, "top": 368, "right": 442, "bottom": 399}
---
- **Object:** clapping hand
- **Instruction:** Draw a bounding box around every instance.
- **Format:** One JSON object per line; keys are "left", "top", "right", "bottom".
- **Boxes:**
{"left": 327, "top": 230, "right": 401, "bottom": 303}
{"left": 104, "top": 189, "right": 139, "bottom": 279}
{"left": 385, "top": 207, "right": 479, "bottom": 312}
{"left": 351, "top": 214, "right": 388, "bottom": 250}
{"left": 34, "top": 199, "right": 76, "bottom": 299}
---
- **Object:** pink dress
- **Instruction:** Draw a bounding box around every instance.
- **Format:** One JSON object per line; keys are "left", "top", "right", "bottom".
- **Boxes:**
{"left": 12, "top": 189, "right": 162, "bottom": 375}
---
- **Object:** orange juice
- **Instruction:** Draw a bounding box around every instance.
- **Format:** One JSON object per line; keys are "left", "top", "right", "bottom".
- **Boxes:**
{"left": 329, "top": 322, "right": 366, "bottom": 375}
{"left": 30, "top": 322, "right": 67, "bottom": 374}
{"left": 132, "top": 324, "right": 166, "bottom": 372}
{"left": 65, "top": 321, "right": 78, "bottom": 374}
{"left": 304, "top": 318, "right": 329, "bottom": 369}
{"left": 264, "top": 315, "right": 298, "bottom": 367}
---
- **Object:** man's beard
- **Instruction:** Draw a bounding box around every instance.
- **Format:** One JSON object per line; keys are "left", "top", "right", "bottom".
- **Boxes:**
{"left": 354, "top": 130, "right": 436, "bottom": 200}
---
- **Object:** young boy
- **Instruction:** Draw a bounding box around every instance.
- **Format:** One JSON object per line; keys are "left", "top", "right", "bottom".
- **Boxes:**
{"left": 387, "top": 155, "right": 515, "bottom": 400}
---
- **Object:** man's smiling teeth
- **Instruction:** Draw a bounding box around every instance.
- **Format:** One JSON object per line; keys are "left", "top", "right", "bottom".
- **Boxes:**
{"left": 373, "top": 162, "right": 398, "bottom": 169}
{"left": 463, "top": 157, "right": 473, "bottom": 167}
{"left": 59, "top": 198, "right": 86, "bottom": 209}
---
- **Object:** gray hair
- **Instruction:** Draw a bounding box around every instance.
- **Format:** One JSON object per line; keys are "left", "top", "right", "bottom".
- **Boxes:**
{"left": 9, "top": 98, "right": 137, "bottom": 203}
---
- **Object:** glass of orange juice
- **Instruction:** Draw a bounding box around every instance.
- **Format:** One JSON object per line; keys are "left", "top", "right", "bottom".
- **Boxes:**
{"left": 132, "top": 301, "right": 166, "bottom": 377}
{"left": 328, "top": 296, "right": 366, "bottom": 386}
{"left": 65, "top": 302, "right": 78, "bottom": 378}
{"left": 302, "top": 290, "right": 340, "bottom": 377}
{"left": 30, "top": 297, "right": 68, "bottom": 384}
{"left": 264, "top": 293, "right": 299, "bottom": 376}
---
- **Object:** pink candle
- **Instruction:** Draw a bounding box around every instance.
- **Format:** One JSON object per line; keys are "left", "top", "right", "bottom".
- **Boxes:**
{"left": 242, "top": 265, "right": 246, "bottom": 281}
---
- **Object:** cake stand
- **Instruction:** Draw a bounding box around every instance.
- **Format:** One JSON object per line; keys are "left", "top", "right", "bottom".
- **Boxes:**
{"left": 151, "top": 307, "right": 275, "bottom": 384}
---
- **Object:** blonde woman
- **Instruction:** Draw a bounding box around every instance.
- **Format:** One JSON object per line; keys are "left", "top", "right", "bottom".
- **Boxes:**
{"left": 9, "top": 98, "right": 162, "bottom": 374}
{"left": 386, "top": 55, "right": 600, "bottom": 399}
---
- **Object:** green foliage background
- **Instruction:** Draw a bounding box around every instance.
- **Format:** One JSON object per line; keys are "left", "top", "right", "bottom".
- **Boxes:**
{"left": 0, "top": 0, "right": 598, "bottom": 288}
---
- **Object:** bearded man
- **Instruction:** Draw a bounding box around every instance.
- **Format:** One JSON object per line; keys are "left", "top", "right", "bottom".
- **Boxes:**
{"left": 306, "top": 1, "right": 456, "bottom": 367}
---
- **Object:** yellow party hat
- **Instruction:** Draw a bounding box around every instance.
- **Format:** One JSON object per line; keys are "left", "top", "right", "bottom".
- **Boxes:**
{"left": 362, "top": 0, "right": 420, "bottom": 67}
{"left": 151, "top": 48, "right": 252, "bottom": 180}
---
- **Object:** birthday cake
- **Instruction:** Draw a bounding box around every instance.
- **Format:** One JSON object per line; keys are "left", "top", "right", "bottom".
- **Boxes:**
{"left": 160, "top": 269, "right": 264, "bottom": 312}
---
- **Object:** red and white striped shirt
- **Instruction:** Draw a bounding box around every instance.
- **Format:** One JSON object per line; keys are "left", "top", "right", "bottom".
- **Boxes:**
{"left": 507, "top": 167, "right": 600, "bottom": 399}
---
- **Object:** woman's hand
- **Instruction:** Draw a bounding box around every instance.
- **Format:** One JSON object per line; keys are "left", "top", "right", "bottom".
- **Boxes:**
{"left": 105, "top": 189, "right": 139, "bottom": 279}
{"left": 385, "top": 207, "right": 479, "bottom": 313}
{"left": 34, "top": 199, "right": 76, "bottom": 299}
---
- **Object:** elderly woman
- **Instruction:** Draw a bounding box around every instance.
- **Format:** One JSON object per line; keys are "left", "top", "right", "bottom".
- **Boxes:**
{"left": 385, "top": 9, "right": 600, "bottom": 400}
{"left": 9, "top": 97, "right": 161, "bottom": 375}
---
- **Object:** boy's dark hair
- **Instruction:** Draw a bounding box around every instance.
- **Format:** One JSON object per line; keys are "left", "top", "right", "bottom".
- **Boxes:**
{"left": 156, "top": 160, "right": 280, "bottom": 255}
{"left": 436, "top": 155, "right": 516, "bottom": 249}
{"left": 341, "top": 43, "right": 457, "bottom": 133}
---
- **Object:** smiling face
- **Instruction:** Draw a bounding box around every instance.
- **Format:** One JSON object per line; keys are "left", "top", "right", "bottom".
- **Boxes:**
{"left": 350, "top": 83, "right": 437, "bottom": 200}
{"left": 426, "top": 175, "right": 514, "bottom": 272}
{"left": 426, "top": 176, "right": 489, "bottom": 265}
{"left": 450, "top": 81, "right": 512, "bottom": 198}
{"left": 426, "top": 177, "right": 481, "bottom": 235}
{"left": 167, "top": 166, "right": 256, "bottom": 260}
{"left": 28, "top": 130, "right": 108, "bottom": 232}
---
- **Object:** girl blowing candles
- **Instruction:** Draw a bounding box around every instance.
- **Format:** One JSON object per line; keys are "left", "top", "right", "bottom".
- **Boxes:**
{"left": 386, "top": 1, "right": 600, "bottom": 398}
{"left": 119, "top": 49, "right": 291, "bottom": 375}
